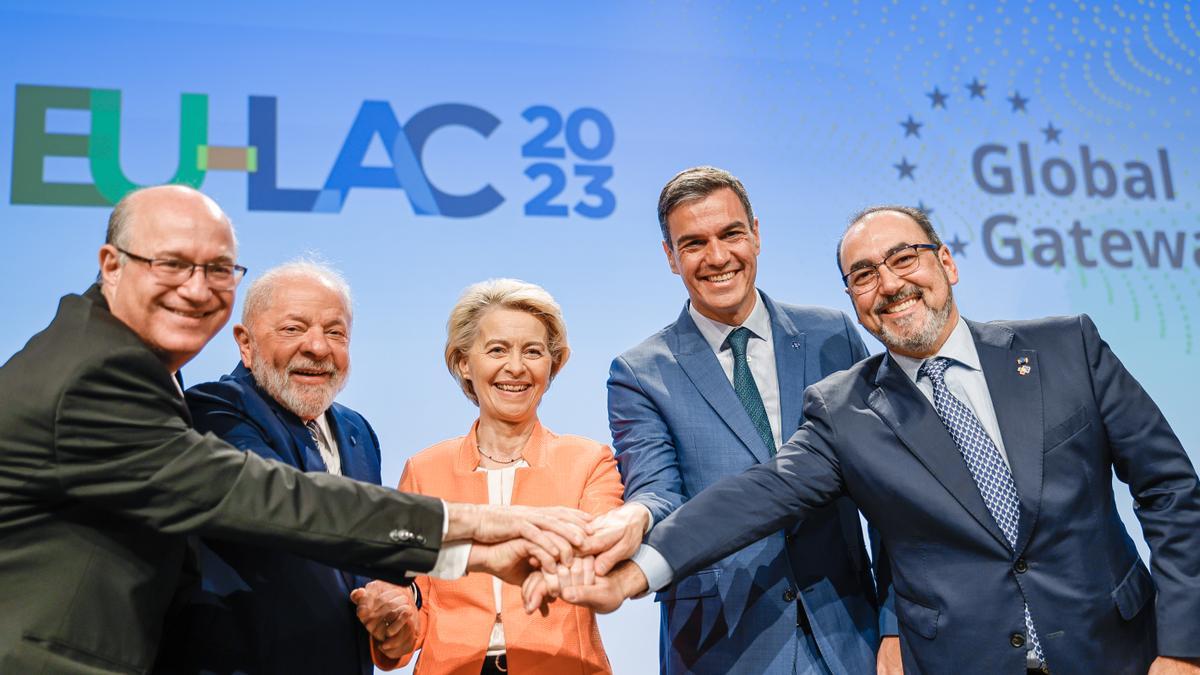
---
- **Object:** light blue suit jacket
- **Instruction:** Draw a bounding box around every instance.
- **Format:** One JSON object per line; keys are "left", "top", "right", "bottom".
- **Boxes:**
{"left": 608, "top": 291, "right": 888, "bottom": 674}
{"left": 647, "top": 316, "right": 1200, "bottom": 674}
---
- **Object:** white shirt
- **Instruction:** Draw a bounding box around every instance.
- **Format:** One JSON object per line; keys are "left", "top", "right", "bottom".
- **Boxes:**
{"left": 477, "top": 461, "right": 529, "bottom": 655}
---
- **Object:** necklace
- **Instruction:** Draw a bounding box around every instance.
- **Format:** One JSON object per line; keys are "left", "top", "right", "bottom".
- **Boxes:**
{"left": 477, "top": 444, "right": 522, "bottom": 465}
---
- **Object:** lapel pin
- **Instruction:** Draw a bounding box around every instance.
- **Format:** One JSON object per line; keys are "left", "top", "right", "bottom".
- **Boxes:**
{"left": 791, "top": 341, "right": 801, "bottom": 350}
{"left": 1016, "top": 356, "right": 1031, "bottom": 376}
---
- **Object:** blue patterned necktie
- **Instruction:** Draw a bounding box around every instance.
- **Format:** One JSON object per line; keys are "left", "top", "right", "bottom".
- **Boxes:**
{"left": 727, "top": 327, "right": 775, "bottom": 456}
{"left": 919, "top": 356, "right": 1044, "bottom": 666}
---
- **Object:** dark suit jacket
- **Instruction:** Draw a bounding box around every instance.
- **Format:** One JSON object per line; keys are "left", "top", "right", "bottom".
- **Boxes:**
{"left": 155, "top": 364, "right": 387, "bottom": 674}
{"left": 0, "top": 286, "right": 443, "bottom": 674}
{"left": 609, "top": 292, "right": 886, "bottom": 674}
{"left": 647, "top": 315, "right": 1200, "bottom": 674}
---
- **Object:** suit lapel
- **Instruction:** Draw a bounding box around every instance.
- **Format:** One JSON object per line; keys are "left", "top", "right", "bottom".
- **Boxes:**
{"left": 868, "top": 354, "right": 1012, "bottom": 550}
{"left": 670, "top": 307, "right": 771, "bottom": 464}
{"left": 763, "top": 293, "right": 807, "bottom": 435}
{"left": 326, "top": 407, "right": 367, "bottom": 481}
{"left": 969, "top": 321, "right": 1043, "bottom": 555}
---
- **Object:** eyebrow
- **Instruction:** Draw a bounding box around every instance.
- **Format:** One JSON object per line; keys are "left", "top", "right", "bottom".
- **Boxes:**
{"left": 152, "top": 249, "right": 236, "bottom": 264}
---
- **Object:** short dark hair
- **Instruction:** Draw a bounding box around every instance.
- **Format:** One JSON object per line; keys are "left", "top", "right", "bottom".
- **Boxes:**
{"left": 657, "top": 166, "right": 754, "bottom": 249}
{"left": 836, "top": 204, "right": 943, "bottom": 272}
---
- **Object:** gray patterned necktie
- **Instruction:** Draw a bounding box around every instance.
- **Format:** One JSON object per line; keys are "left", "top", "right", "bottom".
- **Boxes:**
{"left": 727, "top": 327, "right": 775, "bottom": 456}
{"left": 919, "top": 356, "right": 1044, "bottom": 666}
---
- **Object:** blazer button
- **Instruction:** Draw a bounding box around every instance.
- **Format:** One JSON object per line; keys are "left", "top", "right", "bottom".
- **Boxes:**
{"left": 783, "top": 588, "right": 797, "bottom": 602}
{"left": 1010, "top": 633, "right": 1026, "bottom": 648}
{"left": 1014, "top": 558, "right": 1028, "bottom": 574}
{"left": 389, "top": 529, "right": 414, "bottom": 543}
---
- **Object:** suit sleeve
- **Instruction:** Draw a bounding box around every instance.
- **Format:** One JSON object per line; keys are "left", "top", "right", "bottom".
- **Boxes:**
{"left": 1081, "top": 314, "right": 1200, "bottom": 657}
{"left": 646, "top": 383, "right": 847, "bottom": 580}
{"left": 607, "top": 354, "right": 686, "bottom": 525}
{"left": 51, "top": 347, "right": 444, "bottom": 583}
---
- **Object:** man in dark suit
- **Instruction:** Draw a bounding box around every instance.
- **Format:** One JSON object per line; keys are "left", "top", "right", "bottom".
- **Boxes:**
{"left": 588, "top": 167, "right": 889, "bottom": 674}
{"left": 0, "top": 185, "right": 589, "bottom": 675}
{"left": 156, "top": 261, "right": 417, "bottom": 673}
{"left": 565, "top": 206, "right": 1200, "bottom": 674}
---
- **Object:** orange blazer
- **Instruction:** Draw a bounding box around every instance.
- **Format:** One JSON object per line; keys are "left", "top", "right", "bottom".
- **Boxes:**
{"left": 382, "top": 421, "right": 623, "bottom": 675}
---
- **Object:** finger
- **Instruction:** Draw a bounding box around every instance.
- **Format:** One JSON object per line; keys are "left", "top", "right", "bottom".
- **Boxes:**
{"left": 561, "top": 583, "right": 620, "bottom": 614}
{"left": 540, "top": 530, "right": 575, "bottom": 567}
{"left": 543, "top": 567, "right": 563, "bottom": 598}
{"left": 349, "top": 588, "right": 366, "bottom": 604}
{"left": 522, "top": 539, "right": 559, "bottom": 574}
{"left": 583, "top": 555, "right": 595, "bottom": 586}
{"left": 568, "top": 557, "right": 586, "bottom": 588}
{"left": 522, "top": 573, "right": 545, "bottom": 613}
{"left": 516, "top": 524, "right": 562, "bottom": 569}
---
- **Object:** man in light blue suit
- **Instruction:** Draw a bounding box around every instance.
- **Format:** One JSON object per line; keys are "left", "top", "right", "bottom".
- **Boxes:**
{"left": 594, "top": 167, "right": 891, "bottom": 674}
{"left": 568, "top": 206, "right": 1200, "bottom": 674}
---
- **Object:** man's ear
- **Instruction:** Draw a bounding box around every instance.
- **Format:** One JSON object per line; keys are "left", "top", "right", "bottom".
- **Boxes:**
{"left": 662, "top": 240, "right": 680, "bottom": 276}
{"left": 233, "top": 324, "right": 254, "bottom": 368}
{"left": 98, "top": 244, "right": 122, "bottom": 288}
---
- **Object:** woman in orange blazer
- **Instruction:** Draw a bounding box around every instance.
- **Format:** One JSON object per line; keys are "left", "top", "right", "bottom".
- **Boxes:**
{"left": 378, "top": 278, "right": 622, "bottom": 675}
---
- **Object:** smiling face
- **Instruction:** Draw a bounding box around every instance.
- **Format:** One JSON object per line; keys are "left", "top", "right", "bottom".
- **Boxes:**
{"left": 100, "top": 186, "right": 237, "bottom": 372}
{"left": 457, "top": 307, "right": 552, "bottom": 427}
{"left": 663, "top": 187, "right": 761, "bottom": 326}
{"left": 235, "top": 274, "right": 351, "bottom": 421}
{"left": 839, "top": 209, "right": 959, "bottom": 358}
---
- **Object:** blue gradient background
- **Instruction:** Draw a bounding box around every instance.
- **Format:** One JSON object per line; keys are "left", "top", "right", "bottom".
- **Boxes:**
{"left": 2, "top": 2, "right": 1197, "bottom": 672}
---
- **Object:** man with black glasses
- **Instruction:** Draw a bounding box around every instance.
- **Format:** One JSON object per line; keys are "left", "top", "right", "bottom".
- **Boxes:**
{"left": 0, "top": 185, "right": 589, "bottom": 674}
{"left": 564, "top": 205, "right": 1200, "bottom": 674}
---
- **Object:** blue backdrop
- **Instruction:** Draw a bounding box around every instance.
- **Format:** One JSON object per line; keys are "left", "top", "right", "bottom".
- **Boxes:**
{"left": 2, "top": 2, "right": 1197, "bottom": 672}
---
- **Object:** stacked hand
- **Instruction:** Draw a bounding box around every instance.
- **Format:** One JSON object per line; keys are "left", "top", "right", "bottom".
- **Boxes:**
{"left": 516, "top": 503, "right": 653, "bottom": 614}
{"left": 445, "top": 503, "right": 593, "bottom": 580}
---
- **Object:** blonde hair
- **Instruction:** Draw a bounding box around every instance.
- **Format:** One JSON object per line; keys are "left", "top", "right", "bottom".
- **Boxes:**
{"left": 445, "top": 278, "right": 568, "bottom": 405}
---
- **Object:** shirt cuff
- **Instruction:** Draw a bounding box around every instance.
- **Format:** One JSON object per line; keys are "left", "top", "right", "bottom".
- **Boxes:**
{"left": 631, "top": 544, "right": 674, "bottom": 593}
{"left": 634, "top": 502, "right": 655, "bottom": 536}
{"left": 407, "top": 499, "right": 470, "bottom": 579}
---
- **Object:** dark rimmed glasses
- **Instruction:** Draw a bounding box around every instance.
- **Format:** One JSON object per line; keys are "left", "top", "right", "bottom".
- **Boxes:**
{"left": 117, "top": 247, "right": 248, "bottom": 290}
{"left": 842, "top": 243, "right": 940, "bottom": 295}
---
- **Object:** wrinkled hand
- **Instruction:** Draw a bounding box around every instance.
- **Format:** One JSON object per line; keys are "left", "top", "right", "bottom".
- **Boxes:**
{"left": 446, "top": 504, "right": 593, "bottom": 571}
{"left": 876, "top": 635, "right": 903, "bottom": 675}
{"left": 349, "top": 581, "right": 419, "bottom": 660}
{"left": 556, "top": 560, "right": 648, "bottom": 614}
{"left": 580, "top": 503, "right": 650, "bottom": 575}
{"left": 1148, "top": 656, "right": 1200, "bottom": 674}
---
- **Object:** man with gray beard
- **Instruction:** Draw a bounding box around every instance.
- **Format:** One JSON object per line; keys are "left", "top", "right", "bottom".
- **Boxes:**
{"left": 156, "top": 261, "right": 415, "bottom": 675}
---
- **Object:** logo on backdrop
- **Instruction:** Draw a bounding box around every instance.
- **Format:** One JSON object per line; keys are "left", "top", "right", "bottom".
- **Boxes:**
{"left": 890, "top": 78, "right": 1196, "bottom": 269}
{"left": 10, "top": 84, "right": 616, "bottom": 219}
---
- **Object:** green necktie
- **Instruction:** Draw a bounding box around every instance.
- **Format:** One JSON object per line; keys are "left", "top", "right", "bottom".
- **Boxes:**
{"left": 727, "top": 327, "right": 775, "bottom": 456}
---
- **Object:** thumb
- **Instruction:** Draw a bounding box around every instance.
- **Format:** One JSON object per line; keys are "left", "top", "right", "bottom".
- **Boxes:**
{"left": 349, "top": 588, "right": 365, "bottom": 604}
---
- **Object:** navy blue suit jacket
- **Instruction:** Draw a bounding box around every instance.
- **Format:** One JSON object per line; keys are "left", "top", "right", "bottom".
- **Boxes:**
{"left": 609, "top": 292, "right": 888, "bottom": 674}
{"left": 647, "top": 316, "right": 1200, "bottom": 674}
{"left": 156, "top": 364, "right": 383, "bottom": 675}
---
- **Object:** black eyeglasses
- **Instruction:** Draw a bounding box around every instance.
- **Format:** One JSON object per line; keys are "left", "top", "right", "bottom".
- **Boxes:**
{"left": 841, "top": 243, "right": 940, "bottom": 295}
{"left": 117, "top": 247, "right": 248, "bottom": 290}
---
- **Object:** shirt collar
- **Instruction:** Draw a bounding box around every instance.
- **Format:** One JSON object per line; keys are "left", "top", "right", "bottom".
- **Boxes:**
{"left": 889, "top": 316, "right": 980, "bottom": 383}
{"left": 687, "top": 289, "right": 772, "bottom": 352}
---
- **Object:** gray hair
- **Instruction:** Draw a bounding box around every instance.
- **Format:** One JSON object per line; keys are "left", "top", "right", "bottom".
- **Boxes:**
{"left": 445, "top": 278, "right": 568, "bottom": 405}
{"left": 241, "top": 259, "right": 353, "bottom": 328}
{"left": 657, "top": 166, "right": 755, "bottom": 248}
{"left": 837, "top": 205, "right": 943, "bottom": 273}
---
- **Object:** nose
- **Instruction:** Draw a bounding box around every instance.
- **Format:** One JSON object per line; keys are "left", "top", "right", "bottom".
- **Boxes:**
{"left": 301, "top": 328, "right": 332, "bottom": 359}
{"left": 174, "top": 265, "right": 214, "bottom": 303}
{"left": 703, "top": 240, "right": 731, "bottom": 267}
{"left": 876, "top": 262, "right": 906, "bottom": 295}
{"left": 502, "top": 350, "right": 526, "bottom": 375}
